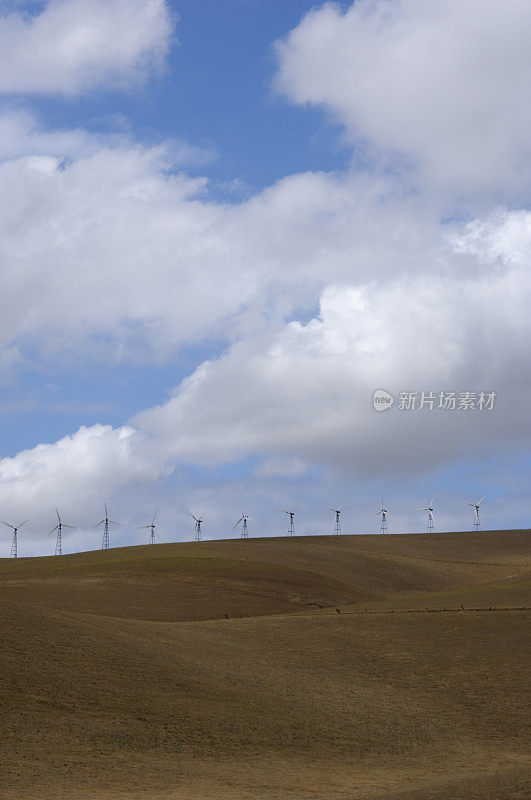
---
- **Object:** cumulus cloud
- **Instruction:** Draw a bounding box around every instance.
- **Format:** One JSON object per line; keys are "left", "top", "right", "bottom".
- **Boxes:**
{"left": 134, "top": 209, "right": 531, "bottom": 475}
{"left": 0, "top": 107, "right": 123, "bottom": 161}
{"left": 0, "top": 0, "right": 173, "bottom": 95}
{"left": 0, "top": 114, "right": 448, "bottom": 364}
{"left": 275, "top": 0, "right": 531, "bottom": 199}
{"left": 5, "top": 203, "right": 529, "bottom": 546}
{"left": 1, "top": 2, "right": 530, "bottom": 549}
{"left": 1, "top": 206, "right": 529, "bottom": 547}
{"left": 0, "top": 423, "right": 169, "bottom": 534}
{"left": 0, "top": 112, "right": 529, "bottom": 493}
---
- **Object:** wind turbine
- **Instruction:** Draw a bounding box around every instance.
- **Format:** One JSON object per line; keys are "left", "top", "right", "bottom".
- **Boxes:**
{"left": 282, "top": 504, "right": 297, "bottom": 536}
{"left": 465, "top": 496, "right": 485, "bottom": 531}
{"left": 372, "top": 499, "right": 390, "bottom": 534}
{"left": 233, "top": 506, "right": 251, "bottom": 539}
{"left": 418, "top": 499, "right": 435, "bottom": 533}
{"left": 49, "top": 508, "right": 75, "bottom": 556}
{"left": 138, "top": 511, "right": 157, "bottom": 545}
{"left": 94, "top": 503, "right": 120, "bottom": 550}
{"left": 1, "top": 519, "right": 28, "bottom": 559}
{"left": 328, "top": 505, "right": 343, "bottom": 535}
{"left": 190, "top": 513, "right": 204, "bottom": 542}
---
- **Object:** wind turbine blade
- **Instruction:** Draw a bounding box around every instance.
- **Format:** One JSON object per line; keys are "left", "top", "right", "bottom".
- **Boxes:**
{"left": 189, "top": 513, "right": 198, "bottom": 521}
{"left": 1, "top": 521, "right": 14, "bottom": 529}
{"left": 109, "top": 520, "right": 120, "bottom": 526}
{"left": 152, "top": 511, "right": 157, "bottom": 525}
{"left": 48, "top": 525, "right": 58, "bottom": 535}
{"left": 137, "top": 525, "right": 150, "bottom": 529}
{"left": 371, "top": 510, "right": 382, "bottom": 517}
{"left": 18, "top": 520, "right": 29, "bottom": 529}
{"left": 465, "top": 502, "right": 474, "bottom": 507}
{"left": 55, "top": 507, "right": 61, "bottom": 523}
{"left": 282, "top": 509, "right": 289, "bottom": 514}
{"left": 233, "top": 517, "right": 243, "bottom": 528}
{"left": 62, "top": 524, "right": 75, "bottom": 529}
{"left": 430, "top": 498, "right": 434, "bottom": 508}
{"left": 93, "top": 520, "right": 104, "bottom": 528}
{"left": 104, "top": 502, "right": 108, "bottom": 518}
{"left": 417, "top": 507, "right": 428, "bottom": 511}
{"left": 337, "top": 504, "right": 343, "bottom": 511}
{"left": 291, "top": 504, "right": 298, "bottom": 513}
{"left": 327, "top": 506, "right": 336, "bottom": 512}
{"left": 478, "top": 496, "right": 486, "bottom": 504}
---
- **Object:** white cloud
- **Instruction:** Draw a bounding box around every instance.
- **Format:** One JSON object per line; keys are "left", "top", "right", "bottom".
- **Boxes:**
{"left": 0, "top": 113, "right": 529, "bottom": 499}
{"left": 134, "top": 208, "right": 531, "bottom": 473}
{"left": 0, "top": 423, "right": 169, "bottom": 534}
{"left": 1, "top": 203, "right": 529, "bottom": 549}
{"left": 0, "top": 0, "right": 530, "bottom": 552}
{"left": 274, "top": 0, "right": 531, "bottom": 199}
{"left": 0, "top": 107, "right": 122, "bottom": 161}
{"left": 0, "top": 115, "right": 449, "bottom": 364}
{"left": 0, "top": 0, "right": 173, "bottom": 95}
{"left": 4, "top": 202, "right": 529, "bottom": 549}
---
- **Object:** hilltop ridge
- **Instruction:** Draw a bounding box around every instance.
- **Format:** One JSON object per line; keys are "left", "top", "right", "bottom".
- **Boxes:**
{"left": 0, "top": 531, "right": 529, "bottom": 799}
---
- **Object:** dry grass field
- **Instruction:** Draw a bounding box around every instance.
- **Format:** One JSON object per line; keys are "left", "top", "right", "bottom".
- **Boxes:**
{"left": 0, "top": 530, "right": 529, "bottom": 799}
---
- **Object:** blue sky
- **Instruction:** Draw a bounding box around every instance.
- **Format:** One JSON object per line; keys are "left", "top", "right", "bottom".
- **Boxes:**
{"left": 0, "top": 0, "right": 530, "bottom": 555}
{"left": 34, "top": 0, "right": 350, "bottom": 189}
{"left": 1, "top": 0, "right": 346, "bottom": 455}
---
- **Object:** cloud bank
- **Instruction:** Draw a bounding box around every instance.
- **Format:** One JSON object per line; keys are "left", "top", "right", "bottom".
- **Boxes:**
{"left": 1, "top": 0, "right": 530, "bottom": 546}
{"left": 275, "top": 0, "right": 531, "bottom": 200}
{"left": 0, "top": 0, "right": 173, "bottom": 95}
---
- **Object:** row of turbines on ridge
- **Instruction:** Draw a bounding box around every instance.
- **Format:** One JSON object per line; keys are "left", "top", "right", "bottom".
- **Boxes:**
{"left": 2, "top": 497, "right": 487, "bottom": 559}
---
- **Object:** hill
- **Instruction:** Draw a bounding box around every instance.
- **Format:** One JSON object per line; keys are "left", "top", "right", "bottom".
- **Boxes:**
{"left": 0, "top": 531, "right": 529, "bottom": 799}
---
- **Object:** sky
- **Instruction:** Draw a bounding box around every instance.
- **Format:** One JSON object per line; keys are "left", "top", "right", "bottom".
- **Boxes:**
{"left": 0, "top": 0, "right": 530, "bottom": 556}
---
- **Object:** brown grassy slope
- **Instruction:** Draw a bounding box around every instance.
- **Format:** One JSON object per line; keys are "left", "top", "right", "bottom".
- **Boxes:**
{"left": 0, "top": 605, "right": 528, "bottom": 799}
{"left": 0, "top": 530, "right": 528, "bottom": 621}
{"left": 0, "top": 531, "right": 529, "bottom": 799}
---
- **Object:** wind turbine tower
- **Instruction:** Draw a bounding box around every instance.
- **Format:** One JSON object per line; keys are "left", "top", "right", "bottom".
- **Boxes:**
{"left": 418, "top": 499, "right": 435, "bottom": 533}
{"left": 372, "top": 500, "right": 390, "bottom": 534}
{"left": 190, "top": 513, "right": 204, "bottom": 542}
{"left": 233, "top": 509, "right": 251, "bottom": 538}
{"left": 328, "top": 505, "right": 343, "bottom": 535}
{"left": 1, "top": 519, "right": 28, "bottom": 559}
{"left": 282, "top": 505, "right": 297, "bottom": 536}
{"left": 94, "top": 503, "right": 120, "bottom": 550}
{"left": 466, "top": 496, "right": 485, "bottom": 531}
{"left": 138, "top": 511, "right": 157, "bottom": 545}
{"left": 49, "top": 508, "right": 75, "bottom": 556}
